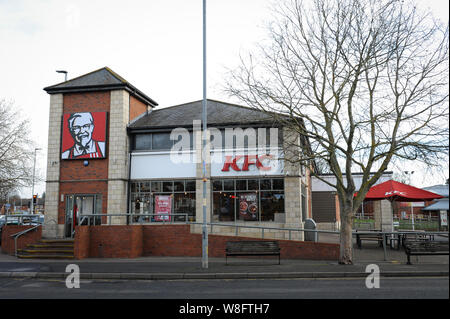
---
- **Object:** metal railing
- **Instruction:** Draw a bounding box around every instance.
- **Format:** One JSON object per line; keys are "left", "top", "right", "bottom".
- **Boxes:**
{"left": 1, "top": 214, "right": 44, "bottom": 257}
{"left": 74, "top": 213, "right": 190, "bottom": 226}
{"left": 188, "top": 221, "right": 339, "bottom": 241}
{"left": 9, "top": 224, "right": 41, "bottom": 257}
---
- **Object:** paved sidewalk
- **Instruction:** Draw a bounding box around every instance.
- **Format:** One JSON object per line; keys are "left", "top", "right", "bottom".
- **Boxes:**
{"left": 0, "top": 242, "right": 448, "bottom": 280}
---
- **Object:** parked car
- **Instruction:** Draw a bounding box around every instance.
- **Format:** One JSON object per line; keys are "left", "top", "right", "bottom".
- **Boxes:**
{"left": 22, "top": 215, "right": 44, "bottom": 226}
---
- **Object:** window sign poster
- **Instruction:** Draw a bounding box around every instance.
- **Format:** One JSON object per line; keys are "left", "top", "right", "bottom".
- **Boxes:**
{"left": 440, "top": 211, "right": 448, "bottom": 226}
{"left": 239, "top": 193, "right": 258, "bottom": 221}
{"left": 155, "top": 195, "right": 172, "bottom": 221}
{"left": 61, "top": 112, "right": 107, "bottom": 159}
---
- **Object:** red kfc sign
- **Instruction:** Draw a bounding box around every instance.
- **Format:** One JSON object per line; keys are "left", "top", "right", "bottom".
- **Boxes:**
{"left": 221, "top": 155, "right": 273, "bottom": 172}
{"left": 61, "top": 112, "right": 107, "bottom": 160}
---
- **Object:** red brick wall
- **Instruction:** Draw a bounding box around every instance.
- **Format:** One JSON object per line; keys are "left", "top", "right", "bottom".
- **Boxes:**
{"left": 1, "top": 225, "right": 42, "bottom": 255}
{"left": 74, "top": 225, "right": 339, "bottom": 260}
{"left": 129, "top": 95, "right": 148, "bottom": 122}
{"left": 143, "top": 225, "right": 338, "bottom": 260}
{"left": 58, "top": 91, "right": 111, "bottom": 225}
{"left": 74, "top": 225, "right": 143, "bottom": 259}
{"left": 73, "top": 226, "right": 90, "bottom": 259}
{"left": 63, "top": 91, "right": 111, "bottom": 113}
{"left": 143, "top": 225, "right": 202, "bottom": 257}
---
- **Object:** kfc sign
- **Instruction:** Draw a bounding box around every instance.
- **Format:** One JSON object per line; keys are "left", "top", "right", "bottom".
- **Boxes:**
{"left": 222, "top": 155, "right": 273, "bottom": 172}
{"left": 61, "top": 112, "right": 107, "bottom": 160}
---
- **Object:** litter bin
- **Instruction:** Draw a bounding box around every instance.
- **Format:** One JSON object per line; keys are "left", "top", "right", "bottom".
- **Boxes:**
{"left": 304, "top": 218, "right": 318, "bottom": 242}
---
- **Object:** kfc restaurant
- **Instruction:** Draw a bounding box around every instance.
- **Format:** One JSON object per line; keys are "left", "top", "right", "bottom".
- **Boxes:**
{"left": 38, "top": 67, "right": 339, "bottom": 259}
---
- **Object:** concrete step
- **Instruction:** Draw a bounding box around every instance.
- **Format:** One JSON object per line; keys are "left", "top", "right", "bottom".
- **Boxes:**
{"left": 40, "top": 239, "right": 74, "bottom": 244}
{"left": 16, "top": 254, "right": 74, "bottom": 259}
{"left": 18, "top": 249, "right": 74, "bottom": 254}
{"left": 27, "top": 244, "right": 74, "bottom": 249}
{"left": 17, "top": 238, "right": 75, "bottom": 259}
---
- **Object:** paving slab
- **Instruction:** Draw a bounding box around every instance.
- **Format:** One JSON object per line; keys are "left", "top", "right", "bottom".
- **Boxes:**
{"left": 0, "top": 241, "right": 447, "bottom": 280}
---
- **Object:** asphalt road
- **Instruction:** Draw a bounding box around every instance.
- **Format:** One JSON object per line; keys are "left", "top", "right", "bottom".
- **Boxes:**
{"left": 0, "top": 276, "right": 447, "bottom": 299}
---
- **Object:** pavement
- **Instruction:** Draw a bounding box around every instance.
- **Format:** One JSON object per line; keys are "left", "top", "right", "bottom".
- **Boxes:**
{"left": 0, "top": 241, "right": 448, "bottom": 280}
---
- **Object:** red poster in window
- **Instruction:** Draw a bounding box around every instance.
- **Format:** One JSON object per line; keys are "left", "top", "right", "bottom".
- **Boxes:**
{"left": 155, "top": 195, "right": 172, "bottom": 221}
{"left": 61, "top": 112, "right": 107, "bottom": 159}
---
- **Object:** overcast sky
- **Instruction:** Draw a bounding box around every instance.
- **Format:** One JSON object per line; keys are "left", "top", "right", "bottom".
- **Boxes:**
{"left": 0, "top": 0, "right": 448, "bottom": 198}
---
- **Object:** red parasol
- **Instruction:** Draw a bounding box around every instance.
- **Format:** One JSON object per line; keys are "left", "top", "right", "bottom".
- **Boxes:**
{"left": 354, "top": 180, "right": 443, "bottom": 233}
{"left": 360, "top": 180, "right": 444, "bottom": 202}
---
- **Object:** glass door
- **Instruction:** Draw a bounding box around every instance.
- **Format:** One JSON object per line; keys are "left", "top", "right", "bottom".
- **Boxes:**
{"left": 65, "top": 195, "right": 75, "bottom": 238}
{"left": 64, "top": 194, "right": 101, "bottom": 238}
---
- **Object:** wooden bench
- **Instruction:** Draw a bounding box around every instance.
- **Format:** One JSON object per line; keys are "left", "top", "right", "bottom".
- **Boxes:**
{"left": 225, "top": 241, "right": 281, "bottom": 265}
{"left": 401, "top": 232, "right": 433, "bottom": 248}
{"left": 404, "top": 240, "right": 449, "bottom": 265}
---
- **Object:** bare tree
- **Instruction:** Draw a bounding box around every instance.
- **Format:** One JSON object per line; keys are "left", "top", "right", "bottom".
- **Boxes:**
{"left": 225, "top": 0, "right": 449, "bottom": 264}
{"left": 0, "top": 99, "right": 35, "bottom": 202}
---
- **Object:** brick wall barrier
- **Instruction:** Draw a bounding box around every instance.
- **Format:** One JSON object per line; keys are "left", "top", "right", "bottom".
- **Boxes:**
{"left": 74, "top": 225, "right": 143, "bottom": 259}
{"left": 75, "top": 224, "right": 339, "bottom": 260}
{"left": 74, "top": 226, "right": 90, "bottom": 259}
{"left": 1, "top": 225, "right": 42, "bottom": 255}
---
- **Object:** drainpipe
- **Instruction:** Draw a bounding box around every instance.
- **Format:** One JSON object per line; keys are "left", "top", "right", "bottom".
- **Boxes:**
{"left": 126, "top": 148, "right": 132, "bottom": 225}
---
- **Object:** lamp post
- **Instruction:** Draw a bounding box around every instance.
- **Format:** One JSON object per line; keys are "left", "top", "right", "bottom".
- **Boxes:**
{"left": 56, "top": 70, "right": 68, "bottom": 82}
{"left": 404, "top": 171, "right": 415, "bottom": 230}
{"left": 31, "top": 148, "right": 41, "bottom": 214}
{"left": 201, "top": 0, "right": 208, "bottom": 269}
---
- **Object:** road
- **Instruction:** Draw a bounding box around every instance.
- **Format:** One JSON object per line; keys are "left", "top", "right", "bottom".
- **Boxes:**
{"left": 0, "top": 277, "right": 447, "bottom": 299}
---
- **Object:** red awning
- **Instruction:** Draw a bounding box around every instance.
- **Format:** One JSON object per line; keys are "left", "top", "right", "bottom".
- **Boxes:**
{"left": 357, "top": 179, "right": 444, "bottom": 202}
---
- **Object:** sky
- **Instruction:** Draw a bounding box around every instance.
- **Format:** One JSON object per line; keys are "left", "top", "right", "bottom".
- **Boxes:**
{"left": 0, "top": 0, "right": 448, "bottom": 199}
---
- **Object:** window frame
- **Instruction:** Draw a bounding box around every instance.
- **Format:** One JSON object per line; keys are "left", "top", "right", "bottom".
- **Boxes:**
{"left": 211, "top": 178, "right": 285, "bottom": 223}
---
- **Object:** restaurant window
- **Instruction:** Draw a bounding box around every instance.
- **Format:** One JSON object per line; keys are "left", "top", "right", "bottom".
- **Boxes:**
{"left": 213, "top": 127, "right": 283, "bottom": 151}
{"left": 134, "top": 134, "right": 152, "bottom": 150}
{"left": 152, "top": 133, "right": 172, "bottom": 150}
{"left": 132, "top": 132, "right": 194, "bottom": 151}
{"left": 130, "top": 180, "right": 196, "bottom": 222}
{"left": 212, "top": 178, "right": 285, "bottom": 222}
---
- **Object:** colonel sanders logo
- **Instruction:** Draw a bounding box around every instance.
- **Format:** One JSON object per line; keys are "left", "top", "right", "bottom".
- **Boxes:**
{"left": 61, "top": 112, "right": 107, "bottom": 159}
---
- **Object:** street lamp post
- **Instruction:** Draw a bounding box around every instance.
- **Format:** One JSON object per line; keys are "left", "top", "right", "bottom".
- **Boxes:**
{"left": 31, "top": 148, "right": 41, "bottom": 214}
{"left": 201, "top": 0, "right": 208, "bottom": 269}
{"left": 56, "top": 70, "right": 68, "bottom": 82}
{"left": 404, "top": 171, "right": 415, "bottom": 230}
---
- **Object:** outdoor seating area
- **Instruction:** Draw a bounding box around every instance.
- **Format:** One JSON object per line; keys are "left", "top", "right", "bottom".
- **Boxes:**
{"left": 404, "top": 240, "right": 449, "bottom": 265}
{"left": 355, "top": 230, "right": 383, "bottom": 249}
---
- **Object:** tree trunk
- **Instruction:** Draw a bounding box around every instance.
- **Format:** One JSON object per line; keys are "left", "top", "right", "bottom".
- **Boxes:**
{"left": 339, "top": 197, "right": 354, "bottom": 264}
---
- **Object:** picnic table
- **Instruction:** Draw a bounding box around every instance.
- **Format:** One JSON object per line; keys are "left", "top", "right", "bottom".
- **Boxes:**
{"left": 355, "top": 230, "right": 384, "bottom": 249}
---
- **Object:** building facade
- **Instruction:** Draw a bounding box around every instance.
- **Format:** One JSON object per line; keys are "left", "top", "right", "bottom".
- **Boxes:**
{"left": 43, "top": 68, "right": 313, "bottom": 241}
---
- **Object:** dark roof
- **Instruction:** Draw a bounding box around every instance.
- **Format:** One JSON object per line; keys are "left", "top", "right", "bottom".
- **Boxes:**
{"left": 44, "top": 67, "right": 158, "bottom": 106}
{"left": 128, "top": 99, "right": 281, "bottom": 130}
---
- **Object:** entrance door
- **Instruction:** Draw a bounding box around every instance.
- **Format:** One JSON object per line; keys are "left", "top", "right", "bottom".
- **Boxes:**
{"left": 65, "top": 194, "right": 101, "bottom": 238}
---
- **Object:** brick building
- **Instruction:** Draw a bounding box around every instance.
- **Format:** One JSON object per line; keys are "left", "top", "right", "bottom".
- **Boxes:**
{"left": 40, "top": 67, "right": 324, "bottom": 257}
{"left": 43, "top": 67, "right": 157, "bottom": 238}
